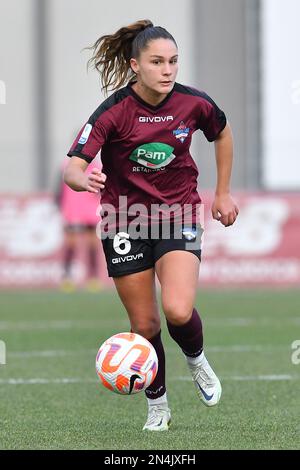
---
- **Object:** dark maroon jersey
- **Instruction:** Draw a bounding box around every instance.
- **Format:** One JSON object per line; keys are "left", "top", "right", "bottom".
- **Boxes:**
{"left": 67, "top": 82, "right": 226, "bottom": 227}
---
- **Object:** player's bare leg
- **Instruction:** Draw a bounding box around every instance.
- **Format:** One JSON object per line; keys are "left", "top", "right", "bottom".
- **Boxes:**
{"left": 155, "top": 251, "right": 222, "bottom": 407}
{"left": 113, "top": 268, "right": 171, "bottom": 431}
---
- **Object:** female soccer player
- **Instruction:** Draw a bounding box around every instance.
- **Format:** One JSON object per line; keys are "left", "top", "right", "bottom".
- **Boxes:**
{"left": 64, "top": 20, "right": 239, "bottom": 431}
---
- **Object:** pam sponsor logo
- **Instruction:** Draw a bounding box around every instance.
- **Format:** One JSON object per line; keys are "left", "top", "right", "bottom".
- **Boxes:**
{"left": 0, "top": 80, "right": 6, "bottom": 104}
{"left": 139, "top": 116, "right": 173, "bottom": 123}
{"left": 129, "top": 143, "right": 175, "bottom": 169}
{"left": 0, "top": 340, "right": 6, "bottom": 365}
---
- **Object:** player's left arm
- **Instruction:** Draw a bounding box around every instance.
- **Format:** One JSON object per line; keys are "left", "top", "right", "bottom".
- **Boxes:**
{"left": 212, "top": 123, "right": 239, "bottom": 227}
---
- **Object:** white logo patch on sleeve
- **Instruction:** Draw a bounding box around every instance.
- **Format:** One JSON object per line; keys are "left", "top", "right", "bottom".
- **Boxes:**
{"left": 78, "top": 123, "right": 92, "bottom": 145}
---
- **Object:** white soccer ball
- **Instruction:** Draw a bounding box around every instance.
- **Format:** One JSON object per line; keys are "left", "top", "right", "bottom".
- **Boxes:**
{"left": 96, "top": 332, "right": 158, "bottom": 395}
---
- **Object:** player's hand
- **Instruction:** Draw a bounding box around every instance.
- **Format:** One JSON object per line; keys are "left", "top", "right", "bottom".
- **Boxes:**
{"left": 85, "top": 168, "right": 107, "bottom": 194}
{"left": 211, "top": 193, "right": 239, "bottom": 227}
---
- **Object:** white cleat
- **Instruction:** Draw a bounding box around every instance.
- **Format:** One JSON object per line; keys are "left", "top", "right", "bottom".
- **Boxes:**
{"left": 143, "top": 405, "right": 171, "bottom": 431}
{"left": 188, "top": 352, "right": 222, "bottom": 407}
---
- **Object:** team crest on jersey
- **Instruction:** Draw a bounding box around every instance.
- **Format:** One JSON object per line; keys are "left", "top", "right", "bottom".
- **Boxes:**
{"left": 173, "top": 121, "right": 190, "bottom": 143}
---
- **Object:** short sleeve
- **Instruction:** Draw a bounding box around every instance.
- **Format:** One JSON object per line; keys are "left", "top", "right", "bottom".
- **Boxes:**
{"left": 67, "top": 119, "right": 109, "bottom": 163}
{"left": 198, "top": 93, "right": 227, "bottom": 142}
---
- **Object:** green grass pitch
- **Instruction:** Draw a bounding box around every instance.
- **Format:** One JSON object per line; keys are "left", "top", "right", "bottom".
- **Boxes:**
{"left": 0, "top": 289, "right": 299, "bottom": 450}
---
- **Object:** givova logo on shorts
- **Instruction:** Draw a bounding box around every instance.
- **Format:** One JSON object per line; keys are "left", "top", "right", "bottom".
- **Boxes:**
{"left": 129, "top": 143, "right": 175, "bottom": 169}
{"left": 112, "top": 232, "right": 143, "bottom": 264}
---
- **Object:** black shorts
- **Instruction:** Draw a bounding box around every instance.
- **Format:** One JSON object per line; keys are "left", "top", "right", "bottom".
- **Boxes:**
{"left": 101, "top": 223, "right": 203, "bottom": 277}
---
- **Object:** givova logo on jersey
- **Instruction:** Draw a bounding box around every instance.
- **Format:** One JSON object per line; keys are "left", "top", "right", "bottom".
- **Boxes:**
{"left": 129, "top": 143, "right": 175, "bottom": 169}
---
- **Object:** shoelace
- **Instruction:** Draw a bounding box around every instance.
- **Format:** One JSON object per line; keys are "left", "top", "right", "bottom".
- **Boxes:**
{"left": 146, "top": 405, "right": 169, "bottom": 425}
{"left": 190, "top": 360, "right": 217, "bottom": 387}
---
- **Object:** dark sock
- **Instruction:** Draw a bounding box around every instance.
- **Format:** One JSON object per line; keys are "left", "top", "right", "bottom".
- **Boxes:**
{"left": 63, "top": 246, "right": 74, "bottom": 277}
{"left": 88, "top": 245, "right": 98, "bottom": 277}
{"left": 145, "top": 330, "right": 166, "bottom": 399}
{"left": 167, "top": 308, "right": 203, "bottom": 358}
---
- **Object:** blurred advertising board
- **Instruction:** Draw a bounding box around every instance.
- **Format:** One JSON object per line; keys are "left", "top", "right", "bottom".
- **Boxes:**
{"left": 0, "top": 192, "right": 299, "bottom": 288}
{"left": 200, "top": 191, "right": 300, "bottom": 286}
{"left": 0, "top": 194, "right": 108, "bottom": 289}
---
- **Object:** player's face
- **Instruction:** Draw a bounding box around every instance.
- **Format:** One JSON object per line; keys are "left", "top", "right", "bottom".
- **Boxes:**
{"left": 131, "top": 39, "right": 178, "bottom": 97}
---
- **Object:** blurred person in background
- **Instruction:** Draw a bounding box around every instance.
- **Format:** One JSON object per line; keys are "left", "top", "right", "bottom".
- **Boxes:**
{"left": 55, "top": 157, "right": 102, "bottom": 292}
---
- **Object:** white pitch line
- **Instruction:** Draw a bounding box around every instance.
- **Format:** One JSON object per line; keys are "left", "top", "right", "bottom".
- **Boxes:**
{"left": 0, "top": 378, "right": 97, "bottom": 385}
{"left": 205, "top": 318, "right": 300, "bottom": 327}
{"left": 226, "top": 375, "right": 299, "bottom": 381}
{"left": 175, "top": 374, "right": 300, "bottom": 382}
{"left": 0, "top": 319, "right": 128, "bottom": 331}
{"left": 0, "top": 317, "right": 299, "bottom": 331}
{"left": 8, "top": 349, "right": 96, "bottom": 358}
{"left": 206, "top": 345, "right": 287, "bottom": 352}
{"left": 5, "top": 344, "right": 288, "bottom": 359}
{"left": 0, "top": 374, "right": 299, "bottom": 385}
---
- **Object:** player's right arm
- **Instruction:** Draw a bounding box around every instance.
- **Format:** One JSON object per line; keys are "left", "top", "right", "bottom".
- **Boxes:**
{"left": 64, "top": 156, "right": 107, "bottom": 194}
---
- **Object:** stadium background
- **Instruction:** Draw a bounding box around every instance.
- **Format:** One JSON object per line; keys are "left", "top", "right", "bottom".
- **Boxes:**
{"left": 0, "top": 0, "right": 299, "bottom": 450}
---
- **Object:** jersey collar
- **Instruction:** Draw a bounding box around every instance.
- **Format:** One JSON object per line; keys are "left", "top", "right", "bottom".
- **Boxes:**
{"left": 126, "top": 81, "right": 175, "bottom": 111}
